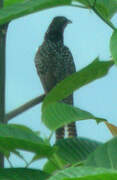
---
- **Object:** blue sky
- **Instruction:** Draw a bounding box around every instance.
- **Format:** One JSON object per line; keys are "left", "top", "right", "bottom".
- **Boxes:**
{"left": 5, "top": 6, "right": 117, "bottom": 168}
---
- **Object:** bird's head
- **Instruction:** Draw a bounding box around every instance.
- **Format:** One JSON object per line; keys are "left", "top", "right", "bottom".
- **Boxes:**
{"left": 45, "top": 16, "right": 72, "bottom": 43}
{"left": 52, "top": 16, "right": 72, "bottom": 29}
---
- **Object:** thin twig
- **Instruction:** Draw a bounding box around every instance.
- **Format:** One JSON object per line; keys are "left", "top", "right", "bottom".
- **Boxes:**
{"left": 5, "top": 94, "right": 45, "bottom": 122}
{"left": 6, "top": 158, "right": 14, "bottom": 168}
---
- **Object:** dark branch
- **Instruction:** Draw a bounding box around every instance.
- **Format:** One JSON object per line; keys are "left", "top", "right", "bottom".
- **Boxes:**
{"left": 5, "top": 94, "right": 46, "bottom": 122}
{"left": 0, "top": 24, "right": 8, "bottom": 123}
{"left": 0, "top": 0, "right": 8, "bottom": 168}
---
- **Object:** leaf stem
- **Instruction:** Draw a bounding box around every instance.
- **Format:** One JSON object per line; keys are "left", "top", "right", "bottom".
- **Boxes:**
{"left": 49, "top": 153, "right": 63, "bottom": 170}
{"left": 6, "top": 158, "right": 14, "bottom": 168}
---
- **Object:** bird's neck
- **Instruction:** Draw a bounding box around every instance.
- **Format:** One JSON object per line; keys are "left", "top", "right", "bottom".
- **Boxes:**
{"left": 44, "top": 29, "right": 64, "bottom": 44}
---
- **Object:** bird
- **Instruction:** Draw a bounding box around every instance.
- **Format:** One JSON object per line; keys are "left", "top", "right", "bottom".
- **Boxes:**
{"left": 34, "top": 16, "right": 77, "bottom": 140}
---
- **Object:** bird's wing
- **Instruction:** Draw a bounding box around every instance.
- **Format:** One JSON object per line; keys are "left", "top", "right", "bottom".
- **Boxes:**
{"left": 34, "top": 44, "right": 76, "bottom": 96}
{"left": 34, "top": 46, "right": 57, "bottom": 93}
{"left": 53, "top": 45, "right": 76, "bottom": 105}
{"left": 52, "top": 45, "right": 76, "bottom": 83}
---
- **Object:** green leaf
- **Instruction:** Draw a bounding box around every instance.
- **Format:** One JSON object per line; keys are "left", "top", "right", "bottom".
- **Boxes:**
{"left": 4, "top": 0, "right": 25, "bottom": 7}
{"left": 85, "top": 137, "right": 117, "bottom": 169}
{"left": 0, "top": 168, "right": 49, "bottom": 180}
{"left": 0, "top": 146, "right": 10, "bottom": 158}
{"left": 43, "top": 160, "right": 58, "bottom": 174}
{"left": 44, "top": 137, "right": 102, "bottom": 173}
{"left": 0, "top": 0, "right": 71, "bottom": 25}
{"left": 74, "top": 0, "right": 117, "bottom": 19}
{"left": 42, "top": 102, "right": 106, "bottom": 130}
{"left": 0, "top": 124, "right": 56, "bottom": 158}
{"left": 55, "top": 137, "right": 102, "bottom": 164}
{"left": 48, "top": 167, "right": 117, "bottom": 180}
{"left": 43, "top": 58, "right": 113, "bottom": 109}
{"left": 110, "top": 30, "right": 117, "bottom": 65}
{"left": 73, "top": 0, "right": 90, "bottom": 7}
{"left": 94, "top": 0, "right": 117, "bottom": 19}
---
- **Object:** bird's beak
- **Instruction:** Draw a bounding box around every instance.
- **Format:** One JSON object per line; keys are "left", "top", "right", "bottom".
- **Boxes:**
{"left": 67, "top": 19, "right": 72, "bottom": 24}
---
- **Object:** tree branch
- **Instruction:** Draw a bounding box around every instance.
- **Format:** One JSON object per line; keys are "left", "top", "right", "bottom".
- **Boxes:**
{"left": 5, "top": 94, "right": 45, "bottom": 122}
{"left": 0, "top": 0, "right": 8, "bottom": 168}
{"left": 0, "top": 24, "right": 8, "bottom": 123}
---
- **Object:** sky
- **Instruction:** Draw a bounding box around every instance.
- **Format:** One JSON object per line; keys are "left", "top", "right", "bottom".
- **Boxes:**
{"left": 5, "top": 6, "right": 117, "bottom": 168}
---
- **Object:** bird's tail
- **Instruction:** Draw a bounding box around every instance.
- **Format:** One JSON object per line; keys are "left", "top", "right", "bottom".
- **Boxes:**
{"left": 63, "top": 95, "right": 77, "bottom": 138}
{"left": 56, "top": 127, "right": 64, "bottom": 140}
{"left": 55, "top": 94, "right": 77, "bottom": 141}
{"left": 67, "top": 122, "right": 77, "bottom": 137}
{"left": 56, "top": 122, "right": 77, "bottom": 140}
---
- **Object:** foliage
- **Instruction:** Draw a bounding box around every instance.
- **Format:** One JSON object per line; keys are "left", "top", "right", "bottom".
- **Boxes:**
{"left": 110, "top": 30, "right": 117, "bottom": 64}
{"left": 0, "top": 0, "right": 117, "bottom": 179}
{"left": 42, "top": 58, "right": 113, "bottom": 108}
{"left": 0, "top": 168, "right": 49, "bottom": 180}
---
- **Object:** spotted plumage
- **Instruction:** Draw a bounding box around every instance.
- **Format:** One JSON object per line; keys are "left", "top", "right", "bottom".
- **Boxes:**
{"left": 35, "top": 16, "right": 77, "bottom": 140}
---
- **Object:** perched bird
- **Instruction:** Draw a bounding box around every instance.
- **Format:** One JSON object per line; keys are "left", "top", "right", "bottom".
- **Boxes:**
{"left": 34, "top": 16, "right": 77, "bottom": 140}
